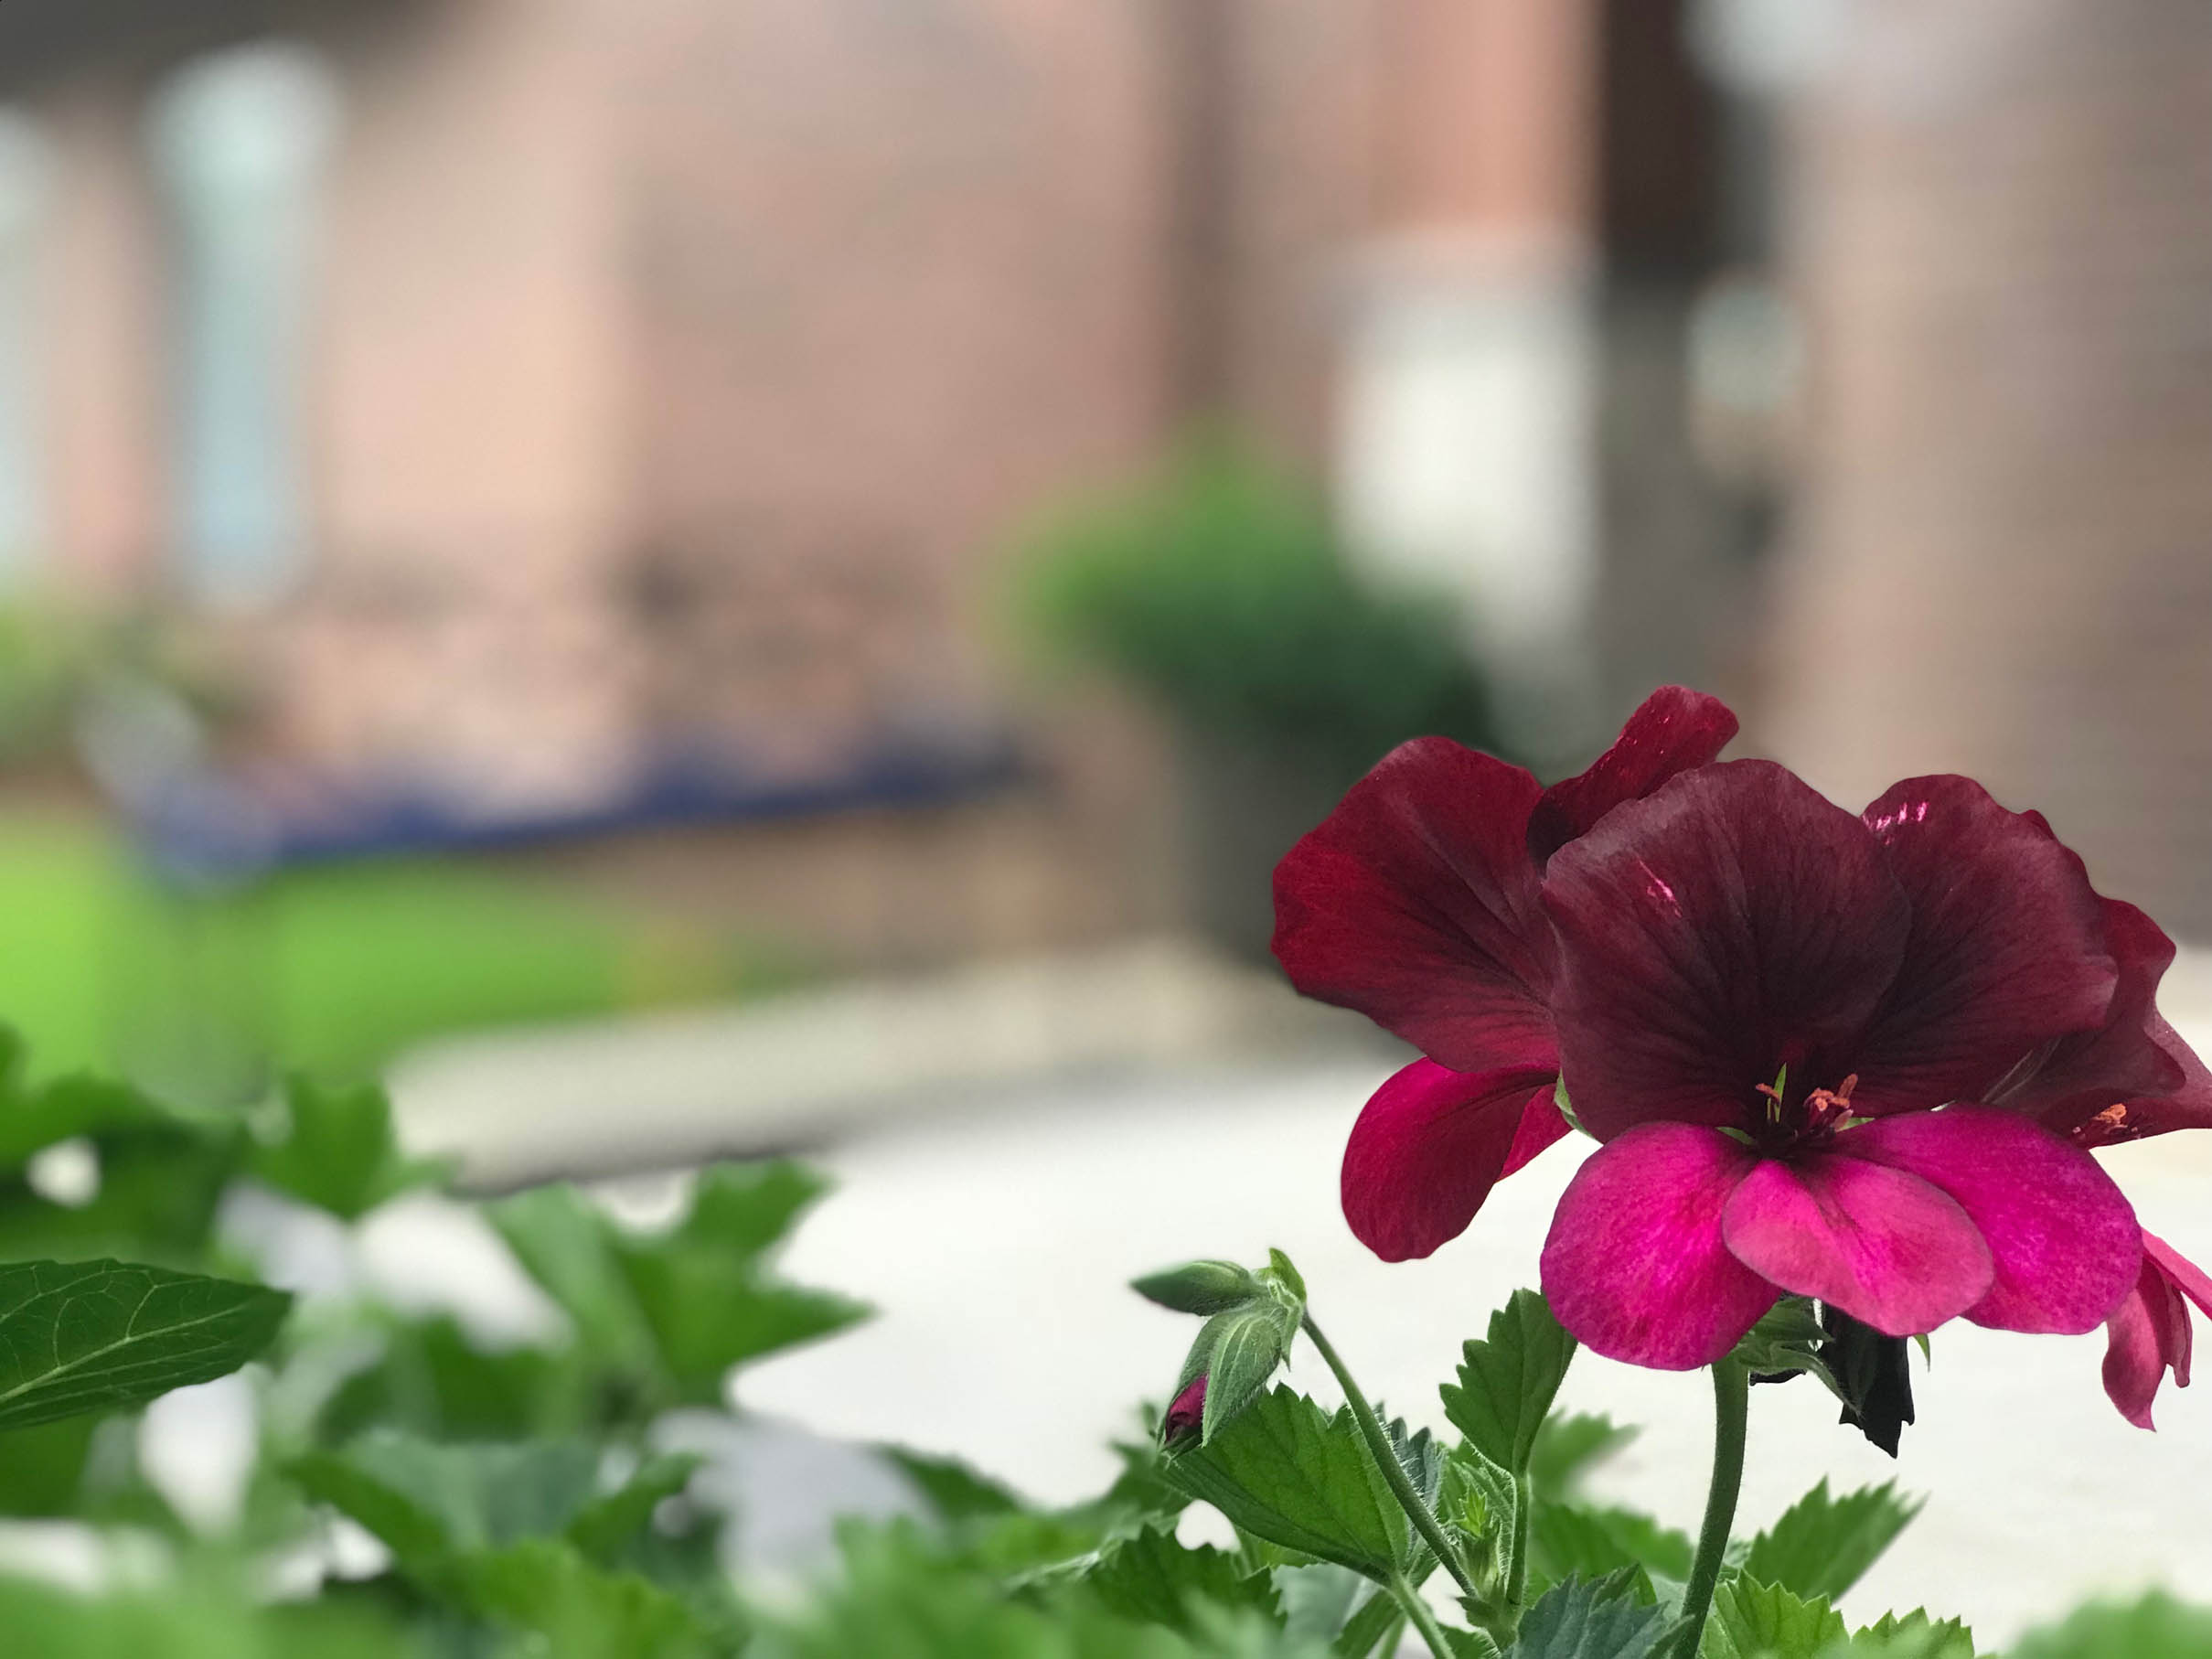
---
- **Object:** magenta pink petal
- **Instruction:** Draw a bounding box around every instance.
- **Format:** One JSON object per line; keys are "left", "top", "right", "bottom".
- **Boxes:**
{"left": 2103, "top": 1248, "right": 2196, "bottom": 1429}
{"left": 1526, "top": 686, "right": 1738, "bottom": 865}
{"left": 1273, "top": 738, "right": 1557, "bottom": 1074}
{"left": 2145, "top": 1233, "right": 2212, "bottom": 1325}
{"left": 1341, "top": 1059, "right": 1560, "bottom": 1261}
{"left": 1719, "top": 1152, "right": 1993, "bottom": 1337}
{"left": 1541, "top": 761, "right": 1911, "bottom": 1141}
{"left": 2102, "top": 1272, "right": 2174, "bottom": 1429}
{"left": 1835, "top": 1106, "right": 2140, "bottom": 1334}
{"left": 1541, "top": 1122, "right": 1778, "bottom": 1369}
{"left": 2102, "top": 1236, "right": 2212, "bottom": 1428}
{"left": 1853, "top": 776, "right": 2117, "bottom": 1116}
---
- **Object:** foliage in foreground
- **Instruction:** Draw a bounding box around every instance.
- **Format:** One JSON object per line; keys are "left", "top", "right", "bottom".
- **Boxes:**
{"left": 0, "top": 1036, "right": 2198, "bottom": 1656}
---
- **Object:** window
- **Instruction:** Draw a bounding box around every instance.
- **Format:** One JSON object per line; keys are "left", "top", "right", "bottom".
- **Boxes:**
{"left": 150, "top": 42, "right": 340, "bottom": 604}
{"left": 0, "top": 110, "right": 48, "bottom": 582}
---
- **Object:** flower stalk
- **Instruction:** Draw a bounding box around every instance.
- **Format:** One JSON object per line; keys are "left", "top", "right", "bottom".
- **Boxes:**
{"left": 1298, "top": 1314, "right": 1478, "bottom": 1600}
{"left": 1671, "top": 1357, "right": 1750, "bottom": 1659}
{"left": 1390, "top": 1571, "right": 1481, "bottom": 1659}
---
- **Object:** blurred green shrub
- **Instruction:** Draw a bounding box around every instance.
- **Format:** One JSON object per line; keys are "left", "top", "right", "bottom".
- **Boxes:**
{"left": 1013, "top": 444, "right": 1502, "bottom": 784}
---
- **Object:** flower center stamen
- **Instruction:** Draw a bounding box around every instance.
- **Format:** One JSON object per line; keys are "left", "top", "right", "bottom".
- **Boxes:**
{"left": 1750, "top": 1070, "right": 1859, "bottom": 1149}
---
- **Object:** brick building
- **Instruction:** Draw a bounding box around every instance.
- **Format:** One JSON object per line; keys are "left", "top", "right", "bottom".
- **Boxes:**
{"left": 0, "top": 0, "right": 1767, "bottom": 959}
{"left": 1759, "top": 0, "right": 2212, "bottom": 937}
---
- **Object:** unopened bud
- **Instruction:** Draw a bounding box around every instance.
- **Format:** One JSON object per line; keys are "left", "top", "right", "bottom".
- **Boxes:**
{"left": 1163, "top": 1375, "right": 1207, "bottom": 1445}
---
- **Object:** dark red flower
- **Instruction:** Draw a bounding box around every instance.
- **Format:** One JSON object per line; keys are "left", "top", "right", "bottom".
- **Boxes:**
{"left": 1535, "top": 761, "right": 2140, "bottom": 1366}
{"left": 1272, "top": 687, "right": 1736, "bottom": 1260}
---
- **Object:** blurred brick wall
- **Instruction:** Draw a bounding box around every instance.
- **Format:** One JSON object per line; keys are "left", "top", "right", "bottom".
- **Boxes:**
{"left": 1760, "top": 0, "right": 2212, "bottom": 937}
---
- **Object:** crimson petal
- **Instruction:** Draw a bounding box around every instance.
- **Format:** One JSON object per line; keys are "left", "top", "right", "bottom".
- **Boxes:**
{"left": 1273, "top": 739, "right": 1556, "bottom": 1073}
{"left": 1527, "top": 686, "right": 1739, "bottom": 865}
{"left": 1853, "top": 777, "right": 2116, "bottom": 1116}
{"left": 1341, "top": 1059, "right": 1561, "bottom": 1261}
{"left": 2102, "top": 1235, "right": 2212, "bottom": 1429}
{"left": 1993, "top": 900, "right": 2185, "bottom": 1132}
{"left": 1542, "top": 761, "right": 1910, "bottom": 1141}
{"left": 1720, "top": 1152, "right": 1993, "bottom": 1337}
{"left": 1831, "top": 1106, "right": 2140, "bottom": 1334}
{"left": 1540, "top": 1122, "right": 1777, "bottom": 1369}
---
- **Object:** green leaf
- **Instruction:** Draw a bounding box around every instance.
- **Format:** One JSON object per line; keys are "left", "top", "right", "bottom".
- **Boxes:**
{"left": 1833, "top": 1611, "right": 1978, "bottom": 1658}
{"left": 459, "top": 1536, "right": 725, "bottom": 1658}
{"left": 0, "top": 1113, "right": 244, "bottom": 1268}
{"left": 1701, "top": 1579, "right": 1847, "bottom": 1659}
{"left": 315, "top": 1311, "right": 574, "bottom": 1441}
{"left": 1133, "top": 1260, "right": 1264, "bottom": 1315}
{"left": 1277, "top": 1566, "right": 1402, "bottom": 1655}
{"left": 2006, "top": 1594, "right": 2212, "bottom": 1659}
{"left": 287, "top": 1434, "right": 732, "bottom": 1653}
{"left": 288, "top": 1430, "right": 701, "bottom": 1575}
{"left": 879, "top": 1445, "right": 1030, "bottom": 1522}
{"left": 0, "top": 1571, "right": 418, "bottom": 1659}
{"left": 568, "top": 1452, "right": 704, "bottom": 1567}
{"left": 1440, "top": 1290, "right": 1576, "bottom": 1475}
{"left": 613, "top": 1245, "right": 867, "bottom": 1406}
{"left": 1192, "top": 1301, "right": 1300, "bottom": 1443}
{"left": 288, "top": 1445, "right": 453, "bottom": 1564}
{"left": 1529, "top": 1415, "right": 1636, "bottom": 1502}
{"left": 249, "top": 1076, "right": 448, "bottom": 1221}
{"left": 1330, "top": 1585, "right": 1407, "bottom": 1658}
{"left": 1507, "top": 1571, "right": 1676, "bottom": 1658}
{"left": 0, "top": 1259, "right": 290, "bottom": 1429}
{"left": 0, "top": 1415, "right": 98, "bottom": 1515}
{"left": 1529, "top": 1502, "right": 1692, "bottom": 1588}
{"left": 1083, "top": 1524, "right": 1282, "bottom": 1634}
{"left": 679, "top": 1160, "right": 830, "bottom": 1258}
{"left": 1265, "top": 1248, "right": 1309, "bottom": 1308}
{"left": 490, "top": 1164, "right": 868, "bottom": 1408}
{"left": 1164, "top": 1386, "right": 1412, "bottom": 1579}
{"left": 1743, "top": 1481, "right": 1922, "bottom": 1603}
{"left": 1730, "top": 1300, "right": 1843, "bottom": 1400}
{"left": 487, "top": 1184, "right": 657, "bottom": 1366}
{"left": 1440, "top": 1445, "right": 1519, "bottom": 1593}
{"left": 0, "top": 1074, "right": 166, "bottom": 1169}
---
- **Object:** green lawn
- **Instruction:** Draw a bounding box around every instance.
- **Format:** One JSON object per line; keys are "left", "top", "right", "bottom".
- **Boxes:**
{"left": 0, "top": 815, "right": 789, "bottom": 1098}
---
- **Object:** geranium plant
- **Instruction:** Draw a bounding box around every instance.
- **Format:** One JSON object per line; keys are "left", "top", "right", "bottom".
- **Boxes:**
{"left": 1120, "top": 685, "right": 2208, "bottom": 1656}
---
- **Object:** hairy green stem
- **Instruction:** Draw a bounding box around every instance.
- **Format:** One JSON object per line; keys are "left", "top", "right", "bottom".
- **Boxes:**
{"left": 1671, "top": 1358, "right": 1749, "bottom": 1659}
{"left": 1504, "top": 1471, "right": 1533, "bottom": 1626}
{"left": 1390, "top": 1573, "right": 1472, "bottom": 1659}
{"left": 1301, "top": 1314, "right": 1477, "bottom": 1599}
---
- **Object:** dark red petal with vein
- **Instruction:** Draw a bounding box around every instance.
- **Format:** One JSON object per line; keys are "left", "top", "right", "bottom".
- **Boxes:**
{"left": 1273, "top": 739, "right": 1556, "bottom": 1073}
{"left": 1341, "top": 1059, "right": 1559, "bottom": 1261}
{"left": 1833, "top": 1106, "right": 2140, "bottom": 1333}
{"left": 1540, "top": 1122, "right": 1778, "bottom": 1369}
{"left": 1719, "top": 1151, "right": 1993, "bottom": 1336}
{"left": 1995, "top": 899, "right": 2186, "bottom": 1132}
{"left": 1527, "top": 686, "right": 1740, "bottom": 865}
{"left": 1853, "top": 776, "right": 2116, "bottom": 1116}
{"left": 1541, "top": 760, "right": 1911, "bottom": 1140}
